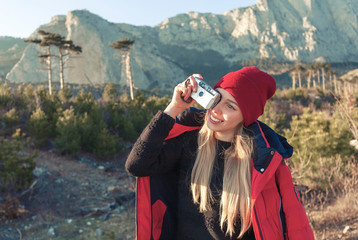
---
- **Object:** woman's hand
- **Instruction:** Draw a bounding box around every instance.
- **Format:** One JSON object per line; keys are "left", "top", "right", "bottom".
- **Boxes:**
{"left": 164, "top": 74, "right": 202, "bottom": 118}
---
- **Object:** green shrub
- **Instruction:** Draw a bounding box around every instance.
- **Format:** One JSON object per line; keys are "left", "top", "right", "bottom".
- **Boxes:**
{"left": 54, "top": 107, "right": 81, "bottom": 156}
{"left": 94, "top": 128, "right": 119, "bottom": 158}
{"left": 107, "top": 102, "right": 137, "bottom": 141}
{"left": 102, "top": 83, "right": 119, "bottom": 102}
{"left": 285, "top": 108, "right": 356, "bottom": 167}
{"left": 78, "top": 109, "right": 105, "bottom": 152}
{"left": 58, "top": 84, "right": 73, "bottom": 103}
{"left": 74, "top": 89, "right": 96, "bottom": 114}
{"left": 36, "top": 86, "right": 61, "bottom": 134}
{"left": 27, "top": 108, "right": 52, "bottom": 147}
{"left": 258, "top": 100, "right": 288, "bottom": 134}
{"left": 0, "top": 84, "right": 12, "bottom": 107}
{"left": 0, "top": 130, "right": 37, "bottom": 192}
{"left": 127, "top": 91, "right": 170, "bottom": 134}
{"left": 24, "top": 84, "right": 35, "bottom": 101}
{"left": 23, "top": 84, "right": 37, "bottom": 112}
{"left": 2, "top": 108, "right": 20, "bottom": 126}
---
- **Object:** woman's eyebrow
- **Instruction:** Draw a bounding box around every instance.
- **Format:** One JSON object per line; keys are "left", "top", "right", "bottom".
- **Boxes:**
{"left": 226, "top": 99, "right": 239, "bottom": 107}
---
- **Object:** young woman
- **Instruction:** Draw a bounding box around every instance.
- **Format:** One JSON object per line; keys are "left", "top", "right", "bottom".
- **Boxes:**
{"left": 126, "top": 67, "right": 315, "bottom": 240}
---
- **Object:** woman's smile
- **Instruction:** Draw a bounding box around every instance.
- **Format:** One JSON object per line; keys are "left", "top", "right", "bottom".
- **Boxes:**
{"left": 206, "top": 88, "right": 244, "bottom": 142}
{"left": 209, "top": 113, "right": 223, "bottom": 124}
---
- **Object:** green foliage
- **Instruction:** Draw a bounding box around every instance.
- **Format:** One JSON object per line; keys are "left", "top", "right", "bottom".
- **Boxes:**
{"left": 36, "top": 86, "right": 62, "bottom": 135}
{"left": 23, "top": 84, "right": 37, "bottom": 112}
{"left": 102, "top": 83, "right": 119, "bottom": 102}
{"left": 27, "top": 108, "right": 52, "bottom": 147}
{"left": 11, "top": 85, "right": 28, "bottom": 110}
{"left": 285, "top": 108, "right": 355, "bottom": 167}
{"left": 258, "top": 100, "right": 288, "bottom": 134}
{"left": 94, "top": 128, "right": 119, "bottom": 158}
{"left": 0, "top": 84, "right": 12, "bottom": 107}
{"left": 54, "top": 107, "right": 81, "bottom": 156}
{"left": 24, "top": 84, "right": 35, "bottom": 101}
{"left": 107, "top": 102, "right": 137, "bottom": 141}
{"left": 77, "top": 107, "right": 105, "bottom": 152}
{"left": 2, "top": 108, "right": 20, "bottom": 126}
{"left": 106, "top": 91, "right": 169, "bottom": 141}
{"left": 128, "top": 91, "right": 170, "bottom": 133}
{"left": 74, "top": 89, "right": 96, "bottom": 114}
{"left": 58, "top": 84, "right": 73, "bottom": 103}
{"left": 0, "top": 129, "right": 37, "bottom": 192}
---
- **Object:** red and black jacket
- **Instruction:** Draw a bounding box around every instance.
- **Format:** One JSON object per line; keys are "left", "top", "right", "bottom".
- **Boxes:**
{"left": 131, "top": 109, "right": 314, "bottom": 240}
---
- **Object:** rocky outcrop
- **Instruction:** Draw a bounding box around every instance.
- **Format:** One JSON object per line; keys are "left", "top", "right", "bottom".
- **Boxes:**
{"left": 5, "top": 0, "right": 358, "bottom": 92}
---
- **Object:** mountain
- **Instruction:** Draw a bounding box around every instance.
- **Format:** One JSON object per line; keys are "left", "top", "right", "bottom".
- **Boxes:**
{"left": 4, "top": 0, "right": 358, "bottom": 92}
{"left": 0, "top": 37, "right": 27, "bottom": 79}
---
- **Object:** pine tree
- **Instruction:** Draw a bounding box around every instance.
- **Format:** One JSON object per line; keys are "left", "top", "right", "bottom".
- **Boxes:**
{"left": 25, "top": 30, "right": 81, "bottom": 94}
{"left": 110, "top": 37, "right": 135, "bottom": 100}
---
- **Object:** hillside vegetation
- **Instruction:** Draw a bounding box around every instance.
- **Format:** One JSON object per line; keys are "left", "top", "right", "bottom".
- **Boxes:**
{"left": 0, "top": 81, "right": 357, "bottom": 239}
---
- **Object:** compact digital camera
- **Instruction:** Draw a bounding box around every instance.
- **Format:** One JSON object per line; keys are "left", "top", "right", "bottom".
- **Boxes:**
{"left": 190, "top": 77, "right": 221, "bottom": 109}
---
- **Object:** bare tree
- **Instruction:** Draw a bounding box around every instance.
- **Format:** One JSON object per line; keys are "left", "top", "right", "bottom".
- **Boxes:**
{"left": 25, "top": 31, "right": 54, "bottom": 95}
{"left": 306, "top": 64, "right": 316, "bottom": 89}
{"left": 331, "top": 70, "right": 338, "bottom": 94}
{"left": 295, "top": 65, "right": 305, "bottom": 88}
{"left": 321, "top": 64, "right": 331, "bottom": 91}
{"left": 289, "top": 70, "right": 297, "bottom": 90}
{"left": 110, "top": 37, "right": 135, "bottom": 100}
{"left": 24, "top": 30, "right": 81, "bottom": 94}
{"left": 57, "top": 40, "right": 82, "bottom": 89}
{"left": 314, "top": 63, "right": 322, "bottom": 88}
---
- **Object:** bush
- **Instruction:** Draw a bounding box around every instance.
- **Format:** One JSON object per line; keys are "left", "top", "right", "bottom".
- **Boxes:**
{"left": 284, "top": 108, "right": 356, "bottom": 169}
{"left": 2, "top": 108, "right": 20, "bottom": 126}
{"left": 27, "top": 108, "right": 52, "bottom": 147}
{"left": 102, "top": 83, "right": 119, "bottom": 103}
{"left": 94, "top": 128, "right": 119, "bottom": 158}
{"left": 0, "top": 84, "right": 12, "bottom": 107}
{"left": 54, "top": 107, "right": 81, "bottom": 156}
{"left": 23, "top": 84, "right": 37, "bottom": 112}
{"left": 127, "top": 91, "right": 170, "bottom": 134}
{"left": 36, "top": 86, "right": 61, "bottom": 134}
{"left": 74, "top": 89, "right": 96, "bottom": 114}
{"left": 107, "top": 102, "right": 137, "bottom": 141}
{"left": 78, "top": 108, "right": 105, "bottom": 152}
{"left": 58, "top": 84, "right": 73, "bottom": 103}
{"left": 0, "top": 130, "right": 37, "bottom": 192}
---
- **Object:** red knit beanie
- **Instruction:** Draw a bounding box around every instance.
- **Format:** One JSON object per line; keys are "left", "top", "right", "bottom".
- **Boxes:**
{"left": 213, "top": 66, "right": 276, "bottom": 127}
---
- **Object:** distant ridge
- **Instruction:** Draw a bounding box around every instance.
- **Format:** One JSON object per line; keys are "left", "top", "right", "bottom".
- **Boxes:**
{"left": 3, "top": 0, "right": 358, "bottom": 92}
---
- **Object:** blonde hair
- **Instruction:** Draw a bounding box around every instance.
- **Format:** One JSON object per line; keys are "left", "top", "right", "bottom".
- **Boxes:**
{"left": 191, "top": 113, "right": 253, "bottom": 238}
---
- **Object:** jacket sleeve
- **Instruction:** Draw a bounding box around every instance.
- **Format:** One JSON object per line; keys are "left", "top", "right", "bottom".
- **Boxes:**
{"left": 275, "top": 160, "right": 315, "bottom": 240}
{"left": 176, "top": 107, "right": 206, "bottom": 126}
{"left": 125, "top": 111, "right": 184, "bottom": 177}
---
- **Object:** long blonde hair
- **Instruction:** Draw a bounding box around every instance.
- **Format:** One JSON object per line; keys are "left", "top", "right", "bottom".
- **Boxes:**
{"left": 191, "top": 113, "right": 253, "bottom": 238}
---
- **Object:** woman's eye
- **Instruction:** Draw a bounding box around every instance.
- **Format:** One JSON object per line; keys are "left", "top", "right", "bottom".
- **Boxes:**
{"left": 227, "top": 104, "right": 235, "bottom": 110}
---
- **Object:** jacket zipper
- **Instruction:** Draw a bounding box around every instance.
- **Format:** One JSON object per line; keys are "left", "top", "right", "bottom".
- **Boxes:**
{"left": 254, "top": 206, "right": 264, "bottom": 240}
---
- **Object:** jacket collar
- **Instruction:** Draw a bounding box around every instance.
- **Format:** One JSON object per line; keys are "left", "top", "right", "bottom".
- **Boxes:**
{"left": 247, "top": 121, "right": 293, "bottom": 200}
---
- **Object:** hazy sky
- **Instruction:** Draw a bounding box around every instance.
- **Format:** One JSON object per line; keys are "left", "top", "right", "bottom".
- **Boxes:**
{"left": 0, "top": 0, "right": 257, "bottom": 38}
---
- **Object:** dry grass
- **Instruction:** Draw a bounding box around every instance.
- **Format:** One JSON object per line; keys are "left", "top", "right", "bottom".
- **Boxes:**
{"left": 290, "top": 155, "right": 358, "bottom": 240}
{"left": 307, "top": 190, "right": 358, "bottom": 240}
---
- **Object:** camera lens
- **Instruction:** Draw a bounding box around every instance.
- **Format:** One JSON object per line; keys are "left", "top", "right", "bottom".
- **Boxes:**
{"left": 199, "top": 91, "right": 204, "bottom": 97}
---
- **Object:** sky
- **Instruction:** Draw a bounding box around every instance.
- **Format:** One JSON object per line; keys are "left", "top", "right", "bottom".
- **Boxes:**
{"left": 0, "top": 0, "right": 257, "bottom": 38}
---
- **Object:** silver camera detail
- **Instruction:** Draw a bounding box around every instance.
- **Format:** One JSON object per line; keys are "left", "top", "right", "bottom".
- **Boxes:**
{"left": 191, "top": 77, "right": 221, "bottom": 109}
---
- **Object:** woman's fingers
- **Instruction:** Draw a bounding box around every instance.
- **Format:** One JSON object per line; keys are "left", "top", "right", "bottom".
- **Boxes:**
{"left": 173, "top": 73, "right": 203, "bottom": 105}
{"left": 186, "top": 73, "right": 202, "bottom": 93}
{"left": 192, "top": 73, "right": 203, "bottom": 80}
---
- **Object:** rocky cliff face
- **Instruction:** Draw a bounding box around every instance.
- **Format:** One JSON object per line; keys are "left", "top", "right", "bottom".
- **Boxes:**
{"left": 5, "top": 0, "right": 358, "bottom": 91}
{"left": 0, "top": 37, "right": 27, "bottom": 78}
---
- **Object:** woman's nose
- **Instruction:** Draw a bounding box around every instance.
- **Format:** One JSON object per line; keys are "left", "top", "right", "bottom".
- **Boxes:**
{"left": 211, "top": 102, "right": 222, "bottom": 114}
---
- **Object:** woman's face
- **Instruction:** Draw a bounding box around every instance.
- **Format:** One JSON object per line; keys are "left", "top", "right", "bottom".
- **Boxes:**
{"left": 206, "top": 88, "right": 244, "bottom": 142}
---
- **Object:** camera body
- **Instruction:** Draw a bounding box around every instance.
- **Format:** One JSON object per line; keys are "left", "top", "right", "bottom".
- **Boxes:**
{"left": 191, "top": 77, "right": 221, "bottom": 109}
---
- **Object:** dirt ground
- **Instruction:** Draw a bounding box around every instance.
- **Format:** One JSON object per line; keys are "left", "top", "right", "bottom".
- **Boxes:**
{"left": 0, "top": 149, "right": 357, "bottom": 240}
{"left": 0, "top": 149, "right": 137, "bottom": 240}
